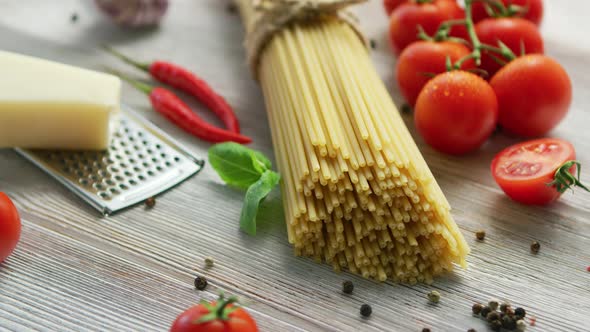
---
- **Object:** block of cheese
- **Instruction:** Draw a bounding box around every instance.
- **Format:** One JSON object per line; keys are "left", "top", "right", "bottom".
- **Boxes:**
{"left": 0, "top": 51, "right": 121, "bottom": 150}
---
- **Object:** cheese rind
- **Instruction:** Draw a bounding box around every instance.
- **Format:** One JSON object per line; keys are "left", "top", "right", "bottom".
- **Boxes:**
{"left": 0, "top": 51, "right": 121, "bottom": 150}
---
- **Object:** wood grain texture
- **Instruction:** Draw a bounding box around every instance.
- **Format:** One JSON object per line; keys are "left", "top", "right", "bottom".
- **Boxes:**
{"left": 0, "top": 0, "right": 589, "bottom": 331}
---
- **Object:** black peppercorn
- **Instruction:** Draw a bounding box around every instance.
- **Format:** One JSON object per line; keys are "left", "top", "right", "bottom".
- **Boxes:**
{"left": 467, "top": 329, "right": 477, "bottom": 332}
{"left": 422, "top": 329, "right": 431, "bottom": 332}
{"left": 226, "top": 3, "right": 237, "bottom": 14}
{"left": 480, "top": 306, "right": 492, "bottom": 318}
{"left": 342, "top": 280, "right": 354, "bottom": 294}
{"left": 514, "top": 307, "right": 526, "bottom": 318}
{"left": 490, "top": 320, "right": 502, "bottom": 331}
{"left": 360, "top": 304, "right": 372, "bottom": 318}
{"left": 71, "top": 13, "right": 79, "bottom": 23}
{"left": 502, "top": 315, "right": 517, "bottom": 330}
{"left": 145, "top": 196, "right": 156, "bottom": 208}
{"left": 472, "top": 303, "right": 484, "bottom": 315}
{"left": 194, "top": 275, "right": 208, "bottom": 290}
{"left": 370, "top": 39, "right": 377, "bottom": 50}
{"left": 530, "top": 241, "right": 540, "bottom": 254}
{"left": 401, "top": 104, "right": 412, "bottom": 114}
{"left": 500, "top": 302, "right": 511, "bottom": 313}
{"left": 476, "top": 230, "right": 486, "bottom": 241}
{"left": 487, "top": 311, "right": 500, "bottom": 323}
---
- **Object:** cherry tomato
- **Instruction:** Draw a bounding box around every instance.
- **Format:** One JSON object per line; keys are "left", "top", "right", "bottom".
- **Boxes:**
{"left": 388, "top": 0, "right": 463, "bottom": 55}
{"left": 0, "top": 192, "right": 21, "bottom": 263}
{"left": 491, "top": 138, "right": 585, "bottom": 205}
{"left": 490, "top": 55, "right": 572, "bottom": 137}
{"left": 414, "top": 71, "right": 498, "bottom": 155}
{"left": 396, "top": 41, "right": 474, "bottom": 107}
{"left": 475, "top": 17, "right": 544, "bottom": 77}
{"left": 170, "top": 295, "right": 258, "bottom": 332}
{"left": 471, "top": 0, "right": 544, "bottom": 26}
{"left": 383, "top": 0, "right": 407, "bottom": 16}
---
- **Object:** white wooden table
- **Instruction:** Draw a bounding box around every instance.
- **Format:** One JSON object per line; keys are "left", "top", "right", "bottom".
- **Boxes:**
{"left": 1, "top": 1, "right": 589, "bottom": 331}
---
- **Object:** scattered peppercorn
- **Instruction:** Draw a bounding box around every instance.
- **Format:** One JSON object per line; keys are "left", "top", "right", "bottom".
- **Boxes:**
{"left": 500, "top": 302, "right": 511, "bottom": 313}
{"left": 370, "top": 39, "right": 377, "bottom": 49}
{"left": 145, "top": 196, "right": 156, "bottom": 208}
{"left": 490, "top": 320, "right": 502, "bottom": 331}
{"left": 488, "top": 299, "right": 499, "bottom": 311}
{"left": 502, "top": 315, "right": 517, "bottom": 330}
{"left": 194, "top": 275, "right": 208, "bottom": 290}
{"left": 514, "top": 307, "right": 526, "bottom": 319}
{"left": 475, "top": 230, "right": 486, "bottom": 241}
{"left": 204, "top": 257, "right": 214, "bottom": 268}
{"left": 342, "top": 280, "right": 354, "bottom": 294}
{"left": 427, "top": 290, "right": 440, "bottom": 303}
{"left": 530, "top": 241, "right": 540, "bottom": 254}
{"left": 360, "top": 304, "right": 372, "bottom": 318}
{"left": 70, "top": 13, "right": 79, "bottom": 23}
{"left": 516, "top": 319, "right": 527, "bottom": 331}
{"left": 472, "top": 303, "right": 484, "bottom": 315}
{"left": 486, "top": 311, "right": 500, "bottom": 323}
{"left": 480, "top": 306, "right": 492, "bottom": 318}
{"left": 467, "top": 329, "right": 476, "bottom": 332}
{"left": 422, "top": 329, "right": 431, "bottom": 332}
{"left": 226, "top": 3, "right": 237, "bottom": 14}
{"left": 505, "top": 307, "right": 515, "bottom": 317}
{"left": 401, "top": 103, "right": 412, "bottom": 114}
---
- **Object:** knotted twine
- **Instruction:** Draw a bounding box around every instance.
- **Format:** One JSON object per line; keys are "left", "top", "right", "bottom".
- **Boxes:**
{"left": 233, "top": 0, "right": 368, "bottom": 80}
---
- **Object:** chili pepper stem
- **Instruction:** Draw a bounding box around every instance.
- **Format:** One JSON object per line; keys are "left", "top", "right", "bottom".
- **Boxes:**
{"left": 110, "top": 70, "right": 154, "bottom": 95}
{"left": 102, "top": 44, "right": 151, "bottom": 73}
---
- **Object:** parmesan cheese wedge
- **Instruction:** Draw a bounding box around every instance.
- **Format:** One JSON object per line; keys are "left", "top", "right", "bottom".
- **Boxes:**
{"left": 0, "top": 51, "right": 121, "bottom": 150}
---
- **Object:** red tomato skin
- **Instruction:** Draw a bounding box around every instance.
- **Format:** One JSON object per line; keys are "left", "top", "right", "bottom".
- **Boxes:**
{"left": 0, "top": 193, "right": 21, "bottom": 263}
{"left": 170, "top": 303, "right": 258, "bottom": 332}
{"left": 388, "top": 0, "right": 463, "bottom": 55}
{"left": 384, "top": 0, "right": 408, "bottom": 16}
{"left": 471, "top": 0, "right": 543, "bottom": 25}
{"left": 475, "top": 18, "right": 544, "bottom": 78}
{"left": 490, "top": 55, "right": 572, "bottom": 137}
{"left": 414, "top": 71, "right": 498, "bottom": 155}
{"left": 396, "top": 41, "right": 474, "bottom": 107}
{"left": 491, "top": 138, "right": 575, "bottom": 205}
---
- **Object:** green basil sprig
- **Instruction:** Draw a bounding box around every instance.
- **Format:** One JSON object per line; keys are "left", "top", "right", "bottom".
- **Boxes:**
{"left": 208, "top": 143, "right": 280, "bottom": 235}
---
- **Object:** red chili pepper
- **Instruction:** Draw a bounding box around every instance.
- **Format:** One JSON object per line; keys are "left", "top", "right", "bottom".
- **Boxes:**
{"left": 104, "top": 45, "right": 241, "bottom": 133}
{"left": 118, "top": 74, "right": 251, "bottom": 144}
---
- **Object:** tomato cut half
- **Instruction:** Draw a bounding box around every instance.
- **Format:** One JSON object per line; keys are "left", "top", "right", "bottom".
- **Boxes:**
{"left": 491, "top": 138, "right": 579, "bottom": 205}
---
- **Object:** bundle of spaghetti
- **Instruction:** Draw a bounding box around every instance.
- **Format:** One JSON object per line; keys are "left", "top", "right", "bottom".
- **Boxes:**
{"left": 235, "top": 0, "right": 469, "bottom": 284}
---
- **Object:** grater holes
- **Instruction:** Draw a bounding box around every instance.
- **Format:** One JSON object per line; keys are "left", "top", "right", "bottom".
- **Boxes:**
{"left": 151, "top": 157, "right": 158, "bottom": 163}
{"left": 134, "top": 145, "right": 141, "bottom": 151}
{"left": 79, "top": 179, "right": 89, "bottom": 186}
{"left": 119, "top": 184, "right": 129, "bottom": 190}
{"left": 90, "top": 175, "right": 99, "bottom": 181}
{"left": 129, "top": 179, "right": 137, "bottom": 186}
{"left": 142, "top": 162, "right": 150, "bottom": 168}
{"left": 165, "top": 161, "right": 172, "bottom": 167}
{"left": 105, "top": 179, "right": 115, "bottom": 186}
{"left": 147, "top": 170, "right": 155, "bottom": 176}
{"left": 155, "top": 144, "right": 162, "bottom": 149}
{"left": 142, "top": 140, "right": 149, "bottom": 146}
{"left": 120, "top": 141, "right": 127, "bottom": 147}
{"left": 137, "top": 131, "right": 143, "bottom": 137}
{"left": 109, "top": 188, "right": 120, "bottom": 195}
{"left": 124, "top": 150, "right": 131, "bottom": 155}
{"left": 138, "top": 175, "right": 146, "bottom": 181}
{"left": 174, "top": 156, "right": 181, "bottom": 162}
{"left": 129, "top": 136, "right": 135, "bottom": 142}
{"left": 133, "top": 167, "right": 141, "bottom": 172}
{"left": 128, "top": 158, "right": 136, "bottom": 164}
{"left": 110, "top": 166, "right": 119, "bottom": 173}
{"left": 114, "top": 175, "right": 124, "bottom": 181}
{"left": 120, "top": 163, "right": 128, "bottom": 169}
{"left": 98, "top": 192, "right": 111, "bottom": 200}
{"left": 160, "top": 153, "right": 166, "bottom": 158}
{"left": 156, "top": 166, "right": 163, "bottom": 172}
{"left": 94, "top": 183, "right": 105, "bottom": 190}
{"left": 115, "top": 154, "right": 123, "bottom": 160}
{"left": 76, "top": 170, "right": 85, "bottom": 177}
{"left": 124, "top": 171, "right": 132, "bottom": 177}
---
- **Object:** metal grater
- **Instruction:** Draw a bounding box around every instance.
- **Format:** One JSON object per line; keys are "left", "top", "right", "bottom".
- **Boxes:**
{"left": 15, "top": 106, "right": 204, "bottom": 216}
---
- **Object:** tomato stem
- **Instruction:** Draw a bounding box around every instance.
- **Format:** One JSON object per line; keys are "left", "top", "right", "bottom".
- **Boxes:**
{"left": 196, "top": 292, "right": 240, "bottom": 324}
{"left": 547, "top": 161, "right": 590, "bottom": 194}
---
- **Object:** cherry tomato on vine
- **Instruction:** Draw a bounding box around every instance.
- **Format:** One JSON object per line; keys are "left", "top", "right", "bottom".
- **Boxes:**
{"left": 490, "top": 55, "right": 572, "bottom": 138}
{"left": 414, "top": 71, "right": 498, "bottom": 155}
{"left": 388, "top": 0, "right": 464, "bottom": 54}
{"left": 0, "top": 192, "right": 21, "bottom": 263}
{"left": 170, "top": 294, "right": 258, "bottom": 332}
{"left": 383, "top": 0, "right": 408, "bottom": 16}
{"left": 396, "top": 41, "right": 474, "bottom": 107}
{"left": 475, "top": 17, "right": 544, "bottom": 77}
{"left": 472, "top": 0, "right": 544, "bottom": 26}
{"left": 491, "top": 138, "right": 588, "bottom": 205}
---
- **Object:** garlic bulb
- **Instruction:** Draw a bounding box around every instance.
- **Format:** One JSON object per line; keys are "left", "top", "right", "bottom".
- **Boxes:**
{"left": 95, "top": 0, "right": 169, "bottom": 27}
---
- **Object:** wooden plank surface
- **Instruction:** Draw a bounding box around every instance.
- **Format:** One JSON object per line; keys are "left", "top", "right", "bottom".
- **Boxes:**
{"left": 0, "top": 1, "right": 589, "bottom": 331}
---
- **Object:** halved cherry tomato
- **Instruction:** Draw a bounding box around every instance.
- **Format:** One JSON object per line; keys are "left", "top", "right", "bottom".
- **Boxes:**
{"left": 383, "top": 0, "right": 408, "bottom": 16}
{"left": 414, "top": 71, "right": 498, "bottom": 155}
{"left": 396, "top": 40, "right": 474, "bottom": 107}
{"left": 170, "top": 294, "right": 258, "bottom": 332}
{"left": 472, "top": 0, "right": 544, "bottom": 26}
{"left": 490, "top": 55, "right": 572, "bottom": 137}
{"left": 475, "top": 17, "right": 544, "bottom": 78}
{"left": 388, "top": 0, "right": 464, "bottom": 54}
{"left": 492, "top": 138, "right": 588, "bottom": 205}
{"left": 0, "top": 192, "right": 21, "bottom": 263}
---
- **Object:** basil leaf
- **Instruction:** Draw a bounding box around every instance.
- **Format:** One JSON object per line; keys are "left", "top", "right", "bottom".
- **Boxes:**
{"left": 208, "top": 142, "right": 266, "bottom": 190}
{"left": 251, "top": 150, "right": 272, "bottom": 174}
{"left": 240, "top": 170, "right": 280, "bottom": 235}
